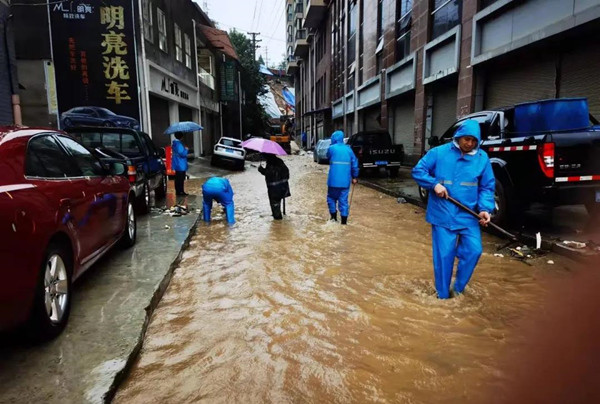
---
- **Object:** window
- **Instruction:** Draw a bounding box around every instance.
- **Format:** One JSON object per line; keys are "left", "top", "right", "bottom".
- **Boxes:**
{"left": 174, "top": 24, "right": 183, "bottom": 62}
{"left": 396, "top": 0, "right": 412, "bottom": 62}
{"left": 184, "top": 34, "right": 192, "bottom": 69}
{"left": 142, "top": 0, "right": 153, "bottom": 42}
{"left": 431, "top": 0, "right": 462, "bottom": 40}
{"left": 57, "top": 136, "right": 104, "bottom": 177}
{"left": 157, "top": 8, "right": 167, "bottom": 52}
{"left": 347, "top": 1, "right": 357, "bottom": 67}
{"left": 480, "top": 0, "right": 499, "bottom": 9}
{"left": 25, "top": 135, "right": 79, "bottom": 178}
{"left": 358, "top": 0, "right": 364, "bottom": 84}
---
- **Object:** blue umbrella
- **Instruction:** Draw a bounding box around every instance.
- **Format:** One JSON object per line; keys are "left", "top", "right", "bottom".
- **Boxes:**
{"left": 164, "top": 121, "right": 203, "bottom": 135}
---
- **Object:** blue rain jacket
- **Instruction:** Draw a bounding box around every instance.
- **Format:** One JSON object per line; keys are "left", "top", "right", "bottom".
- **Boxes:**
{"left": 172, "top": 139, "right": 188, "bottom": 172}
{"left": 412, "top": 119, "right": 495, "bottom": 230}
{"left": 326, "top": 131, "right": 359, "bottom": 188}
{"left": 202, "top": 177, "right": 235, "bottom": 224}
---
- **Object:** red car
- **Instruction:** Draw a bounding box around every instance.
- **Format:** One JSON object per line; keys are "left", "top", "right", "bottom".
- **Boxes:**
{"left": 0, "top": 127, "right": 137, "bottom": 340}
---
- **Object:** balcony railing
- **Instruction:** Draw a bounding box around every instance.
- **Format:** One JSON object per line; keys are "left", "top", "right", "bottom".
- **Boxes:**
{"left": 295, "top": 29, "right": 307, "bottom": 40}
{"left": 198, "top": 67, "right": 215, "bottom": 90}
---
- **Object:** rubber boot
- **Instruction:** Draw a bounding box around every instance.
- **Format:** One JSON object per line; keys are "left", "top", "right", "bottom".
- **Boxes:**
{"left": 341, "top": 216, "right": 348, "bottom": 225}
{"left": 330, "top": 212, "right": 337, "bottom": 221}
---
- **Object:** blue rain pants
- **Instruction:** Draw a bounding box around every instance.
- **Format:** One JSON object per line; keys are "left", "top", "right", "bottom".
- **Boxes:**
{"left": 202, "top": 189, "right": 235, "bottom": 224}
{"left": 327, "top": 187, "right": 350, "bottom": 217}
{"left": 431, "top": 224, "right": 483, "bottom": 299}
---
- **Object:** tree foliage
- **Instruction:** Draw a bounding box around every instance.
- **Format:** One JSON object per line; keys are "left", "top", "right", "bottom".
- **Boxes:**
{"left": 229, "top": 30, "right": 268, "bottom": 137}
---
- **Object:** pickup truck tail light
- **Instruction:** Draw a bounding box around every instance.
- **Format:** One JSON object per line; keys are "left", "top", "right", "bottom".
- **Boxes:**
{"left": 537, "top": 142, "right": 555, "bottom": 178}
{"left": 127, "top": 165, "right": 137, "bottom": 183}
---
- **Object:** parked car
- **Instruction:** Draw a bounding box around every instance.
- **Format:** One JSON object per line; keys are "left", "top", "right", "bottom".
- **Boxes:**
{"left": 69, "top": 127, "right": 167, "bottom": 213}
{"left": 60, "top": 107, "right": 140, "bottom": 130}
{"left": 313, "top": 137, "right": 349, "bottom": 164}
{"left": 421, "top": 98, "right": 600, "bottom": 225}
{"left": 0, "top": 127, "right": 136, "bottom": 340}
{"left": 211, "top": 137, "right": 246, "bottom": 170}
{"left": 347, "top": 131, "right": 404, "bottom": 177}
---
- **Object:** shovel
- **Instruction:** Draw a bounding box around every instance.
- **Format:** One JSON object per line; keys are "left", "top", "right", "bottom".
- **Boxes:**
{"left": 446, "top": 196, "right": 522, "bottom": 250}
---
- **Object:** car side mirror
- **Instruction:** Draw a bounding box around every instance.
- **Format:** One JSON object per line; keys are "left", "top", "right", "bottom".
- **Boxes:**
{"left": 428, "top": 136, "right": 440, "bottom": 147}
{"left": 158, "top": 148, "right": 166, "bottom": 158}
{"left": 110, "top": 162, "right": 126, "bottom": 176}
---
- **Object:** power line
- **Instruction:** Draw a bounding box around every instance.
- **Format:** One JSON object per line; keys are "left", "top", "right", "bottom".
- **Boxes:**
{"left": 217, "top": 21, "right": 285, "bottom": 42}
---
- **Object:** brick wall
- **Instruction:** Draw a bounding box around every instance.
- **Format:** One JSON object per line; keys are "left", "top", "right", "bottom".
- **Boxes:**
{"left": 456, "top": 0, "right": 478, "bottom": 118}
{"left": 412, "top": 0, "right": 430, "bottom": 156}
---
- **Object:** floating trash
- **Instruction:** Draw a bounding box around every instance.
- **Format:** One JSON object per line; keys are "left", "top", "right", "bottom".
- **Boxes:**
{"left": 562, "top": 240, "right": 587, "bottom": 249}
{"left": 397, "top": 197, "right": 407, "bottom": 204}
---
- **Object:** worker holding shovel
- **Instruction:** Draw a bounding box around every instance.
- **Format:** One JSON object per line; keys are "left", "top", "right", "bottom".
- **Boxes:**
{"left": 412, "top": 119, "right": 496, "bottom": 299}
{"left": 326, "top": 130, "right": 359, "bottom": 225}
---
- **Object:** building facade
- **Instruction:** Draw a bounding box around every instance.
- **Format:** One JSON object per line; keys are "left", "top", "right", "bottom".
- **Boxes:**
{"left": 0, "top": 0, "right": 19, "bottom": 125}
{"left": 10, "top": 0, "right": 241, "bottom": 157}
{"left": 287, "top": 0, "right": 600, "bottom": 165}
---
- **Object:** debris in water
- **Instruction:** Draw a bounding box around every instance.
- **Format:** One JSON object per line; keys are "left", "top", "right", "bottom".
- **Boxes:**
{"left": 164, "top": 225, "right": 170, "bottom": 229}
{"left": 547, "top": 260, "right": 555, "bottom": 265}
{"left": 536, "top": 232, "right": 542, "bottom": 250}
{"left": 397, "top": 197, "right": 407, "bottom": 204}
{"left": 509, "top": 248, "right": 524, "bottom": 257}
{"left": 562, "top": 240, "right": 587, "bottom": 249}
{"left": 493, "top": 253, "right": 504, "bottom": 258}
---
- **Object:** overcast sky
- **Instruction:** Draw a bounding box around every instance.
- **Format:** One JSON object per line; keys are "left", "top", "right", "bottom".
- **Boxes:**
{"left": 194, "top": 0, "right": 287, "bottom": 67}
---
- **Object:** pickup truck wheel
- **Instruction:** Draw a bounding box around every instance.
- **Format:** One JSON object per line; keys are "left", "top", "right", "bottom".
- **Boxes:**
{"left": 493, "top": 180, "right": 513, "bottom": 226}
{"left": 137, "top": 182, "right": 150, "bottom": 214}
{"left": 155, "top": 175, "right": 167, "bottom": 199}
{"left": 27, "top": 242, "right": 73, "bottom": 341}
{"left": 418, "top": 186, "right": 429, "bottom": 204}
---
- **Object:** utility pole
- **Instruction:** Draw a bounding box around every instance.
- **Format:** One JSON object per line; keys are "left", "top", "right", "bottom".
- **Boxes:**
{"left": 248, "top": 32, "right": 261, "bottom": 61}
{"left": 265, "top": 46, "right": 269, "bottom": 67}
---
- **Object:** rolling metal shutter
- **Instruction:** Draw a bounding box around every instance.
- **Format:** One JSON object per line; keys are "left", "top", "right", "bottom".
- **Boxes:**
{"left": 559, "top": 46, "right": 600, "bottom": 119}
{"left": 431, "top": 84, "right": 457, "bottom": 137}
{"left": 484, "top": 58, "right": 555, "bottom": 109}
{"left": 389, "top": 99, "right": 415, "bottom": 157}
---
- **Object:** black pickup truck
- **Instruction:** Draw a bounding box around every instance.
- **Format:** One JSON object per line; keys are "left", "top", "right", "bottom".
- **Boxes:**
{"left": 423, "top": 98, "right": 600, "bottom": 225}
{"left": 347, "top": 131, "right": 404, "bottom": 177}
{"left": 68, "top": 127, "right": 167, "bottom": 213}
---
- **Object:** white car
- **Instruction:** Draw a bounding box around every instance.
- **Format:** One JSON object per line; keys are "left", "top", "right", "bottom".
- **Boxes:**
{"left": 211, "top": 137, "right": 246, "bottom": 170}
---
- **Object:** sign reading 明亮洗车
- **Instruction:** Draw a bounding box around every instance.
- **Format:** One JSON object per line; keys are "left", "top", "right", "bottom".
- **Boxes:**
{"left": 50, "top": 1, "right": 141, "bottom": 129}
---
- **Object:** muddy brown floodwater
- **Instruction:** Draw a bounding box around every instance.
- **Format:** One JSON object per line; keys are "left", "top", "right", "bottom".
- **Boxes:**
{"left": 114, "top": 155, "right": 576, "bottom": 404}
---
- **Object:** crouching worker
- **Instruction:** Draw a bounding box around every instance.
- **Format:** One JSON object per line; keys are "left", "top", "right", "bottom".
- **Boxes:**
{"left": 258, "top": 154, "right": 290, "bottom": 220}
{"left": 412, "top": 119, "right": 495, "bottom": 299}
{"left": 326, "top": 130, "right": 359, "bottom": 225}
{"left": 202, "top": 177, "right": 235, "bottom": 224}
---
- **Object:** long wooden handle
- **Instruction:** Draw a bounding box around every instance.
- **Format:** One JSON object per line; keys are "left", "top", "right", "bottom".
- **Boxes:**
{"left": 446, "top": 196, "right": 518, "bottom": 240}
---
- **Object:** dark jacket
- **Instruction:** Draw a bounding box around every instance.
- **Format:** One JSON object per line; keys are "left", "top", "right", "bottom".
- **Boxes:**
{"left": 258, "top": 155, "right": 291, "bottom": 200}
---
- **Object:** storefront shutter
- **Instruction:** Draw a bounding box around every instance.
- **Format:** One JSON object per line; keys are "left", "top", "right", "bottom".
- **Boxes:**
{"left": 431, "top": 84, "right": 457, "bottom": 137}
{"left": 389, "top": 98, "right": 415, "bottom": 158}
{"left": 559, "top": 46, "right": 600, "bottom": 119}
{"left": 484, "top": 58, "right": 555, "bottom": 109}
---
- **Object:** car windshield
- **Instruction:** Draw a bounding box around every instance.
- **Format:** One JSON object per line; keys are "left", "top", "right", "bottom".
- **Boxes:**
{"left": 97, "top": 108, "right": 116, "bottom": 117}
{"left": 221, "top": 138, "right": 241, "bottom": 147}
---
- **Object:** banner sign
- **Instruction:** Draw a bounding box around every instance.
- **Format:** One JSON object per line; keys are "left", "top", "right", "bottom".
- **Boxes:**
{"left": 220, "top": 60, "right": 236, "bottom": 102}
{"left": 50, "top": 0, "right": 141, "bottom": 130}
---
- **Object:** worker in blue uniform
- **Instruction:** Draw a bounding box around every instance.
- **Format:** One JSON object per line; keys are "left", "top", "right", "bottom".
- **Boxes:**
{"left": 172, "top": 132, "right": 189, "bottom": 196}
{"left": 202, "top": 177, "right": 235, "bottom": 224}
{"left": 412, "top": 119, "right": 495, "bottom": 299}
{"left": 326, "top": 130, "right": 359, "bottom": 225}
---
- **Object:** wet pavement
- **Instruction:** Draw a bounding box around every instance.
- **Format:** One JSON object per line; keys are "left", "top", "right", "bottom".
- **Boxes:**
{"left": 0, "top": 179, "right": 208, "bottom": 404}
{"left": 113, "top": 155, "right": 579, "bottom": 404}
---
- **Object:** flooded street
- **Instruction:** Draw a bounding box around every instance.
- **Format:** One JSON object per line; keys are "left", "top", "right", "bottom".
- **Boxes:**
{"left": 114, "top": 155, "right": 574, "bottom": 403}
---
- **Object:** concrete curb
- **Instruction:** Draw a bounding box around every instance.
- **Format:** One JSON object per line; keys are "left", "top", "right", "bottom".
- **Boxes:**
{"left": 360, "top": 180, "right": 597, "bottom": 263}
{"left": 103, "top": 213, "right": 202, "bottom": 403}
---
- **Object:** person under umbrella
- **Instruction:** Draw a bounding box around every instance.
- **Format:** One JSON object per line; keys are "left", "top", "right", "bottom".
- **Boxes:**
{"left": 172, "top": 132, "right": 189, "bottom": 196}
{"left": 258, "top": 153, "right": 290, "bottom": 220}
